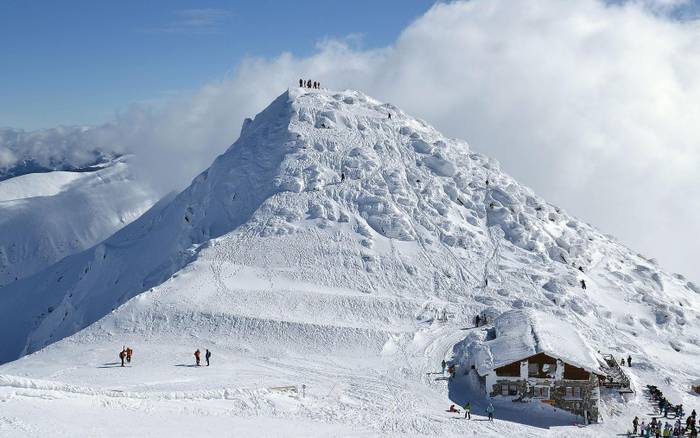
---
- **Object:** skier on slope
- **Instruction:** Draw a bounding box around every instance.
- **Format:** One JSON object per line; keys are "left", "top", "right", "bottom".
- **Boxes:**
{"left": 205, "top": 349, "right": 211, "bottom": 367}
{"left": 486, "top": 403, "right": 494, "bottom": 421}
{"left": 194, "top": 349, "right": 201, "bottom": 366}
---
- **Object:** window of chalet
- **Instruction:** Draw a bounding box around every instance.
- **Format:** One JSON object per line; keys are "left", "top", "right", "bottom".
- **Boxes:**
{"left": 528, "top": 363, "right": 539, "bottom": 377}
{"left": 565, "top": 386, "right": 582, "bottom": 399}
{"left": 533, "top": 386, "right": 550, "bottom": 399}
{"left": 527, "top": 353, "right": 558, "bottom": 378}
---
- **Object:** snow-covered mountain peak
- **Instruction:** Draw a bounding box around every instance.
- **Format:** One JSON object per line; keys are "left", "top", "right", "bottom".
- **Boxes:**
{"left": 1, "top": 88, "right": 700, "bottom": 436}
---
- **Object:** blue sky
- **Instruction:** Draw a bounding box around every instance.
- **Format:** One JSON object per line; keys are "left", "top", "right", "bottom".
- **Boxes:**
{"left": 0, "top": 0, "right": 435, "bottom": 129}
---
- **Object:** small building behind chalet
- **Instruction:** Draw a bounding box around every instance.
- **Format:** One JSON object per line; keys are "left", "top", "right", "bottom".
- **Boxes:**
{"left": 461, "top": 310, "right": 606, "bottom": 423}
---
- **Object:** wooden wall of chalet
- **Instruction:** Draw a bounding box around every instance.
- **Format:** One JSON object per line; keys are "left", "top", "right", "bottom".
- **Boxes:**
{"left": 493, "top": 352, "right": 592, "bottom": 380}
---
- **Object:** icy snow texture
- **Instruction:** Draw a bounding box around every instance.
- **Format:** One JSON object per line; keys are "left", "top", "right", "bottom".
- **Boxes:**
{"left": 0, "top": 89, "right": 699, "bottom": 437}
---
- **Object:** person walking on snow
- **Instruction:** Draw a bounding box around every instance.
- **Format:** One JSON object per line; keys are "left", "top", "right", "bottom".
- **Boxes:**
{"left": 205, "top": 349, "right": 211, "bottom": 367}
{"left": 486, "top": 403, "right": 494, "bottom": 421}
{"left": 126, "top": 347, "right": 133, "bottom": 364}
{"left": 464, "top": 402, "right": 471, "bottom": 420}
{"left": 581, "top": 279, "right": 587, "bottom": 290}
{"left": 628, "top": 355, "right": 632, "bottom": 367}
{"left": 633, "top": 416, "right": 639, "bottom": 434}
{"left": 194, "top": 349, "right": 201, "bottom": 366}
{"left": 119, "top": 347, "right": 126, "bottom": 367}
{"left": 299, "top": 79, "right": 303, "bottom": 87}
{"left": 441, "top": 359, "right": 446, "bottom": 374}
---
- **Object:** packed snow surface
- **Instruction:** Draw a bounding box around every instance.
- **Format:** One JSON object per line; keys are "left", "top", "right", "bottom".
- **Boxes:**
{"left": 0, "top": 88, "right": 699, "bottom": 437}
{"left": 0, "top": 156, "right": 157, "bottom": 287}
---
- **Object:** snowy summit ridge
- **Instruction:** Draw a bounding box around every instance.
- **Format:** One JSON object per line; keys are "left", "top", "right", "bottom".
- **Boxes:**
{"left": 0, "top": 88, "right": 699, "bottom": 436}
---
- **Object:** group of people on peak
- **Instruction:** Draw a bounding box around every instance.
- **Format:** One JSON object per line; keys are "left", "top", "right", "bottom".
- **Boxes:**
{"left": 118, "top": 346, "right": 133, "bottom": 367}
{"left": 194, "top": 348, "right": 212, "bottom": 367}
{"left": 631, "top": 385, "right": 697, "bottom": 437}
{"left": 299, "top": 79, "right": 321, "bottom": 89}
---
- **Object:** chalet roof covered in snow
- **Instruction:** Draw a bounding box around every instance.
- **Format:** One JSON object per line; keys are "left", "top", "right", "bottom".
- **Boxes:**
{"left": 470, "top": 309, "right": 604, "bottom": 376}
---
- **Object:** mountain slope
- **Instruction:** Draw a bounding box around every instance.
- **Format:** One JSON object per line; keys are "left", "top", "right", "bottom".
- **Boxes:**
{"left": 0, "top": 156, "right": 157, "bottom": 287}
{"left": 0, "top": 88, "right": 698, "bottom": 437}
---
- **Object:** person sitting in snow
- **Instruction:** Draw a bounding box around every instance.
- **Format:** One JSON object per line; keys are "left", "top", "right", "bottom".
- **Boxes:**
{"left": 447, "top": 404, "right": 460, "bottom": 414}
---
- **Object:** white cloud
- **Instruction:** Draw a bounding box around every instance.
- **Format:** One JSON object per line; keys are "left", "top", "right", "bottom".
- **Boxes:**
{"left": 142, "top": 8, "right": 232, "bottom": 34}
{"left": 7, "top": 0, "right": 699, "bottom": 281}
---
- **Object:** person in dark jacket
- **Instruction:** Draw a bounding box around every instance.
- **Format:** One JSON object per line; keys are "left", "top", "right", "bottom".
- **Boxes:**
{"left": 205, "top": 349, "right": 211, "bottom": 367}
{"left": 119, "top": 348, "right": 126, "bottom": 367}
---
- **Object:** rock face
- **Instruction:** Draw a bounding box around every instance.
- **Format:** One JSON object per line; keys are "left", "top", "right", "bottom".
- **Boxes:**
{"left": 0, "top": 87, "right": 697, "bottom": 399}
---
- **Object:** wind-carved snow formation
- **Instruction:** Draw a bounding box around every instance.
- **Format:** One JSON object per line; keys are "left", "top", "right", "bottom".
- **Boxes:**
{"left": 0, "top": 88, "right": 698, "bottom": 436}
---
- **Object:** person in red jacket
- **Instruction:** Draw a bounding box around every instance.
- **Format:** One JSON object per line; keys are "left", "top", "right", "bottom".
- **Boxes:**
{"left": 194, "top": 349, "right": 201, "bottom": 366}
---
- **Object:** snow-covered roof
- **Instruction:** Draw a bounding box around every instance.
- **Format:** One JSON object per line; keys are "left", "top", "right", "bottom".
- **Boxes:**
{"left": 469, "top": 309, "right": 603, "bottom": 376}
